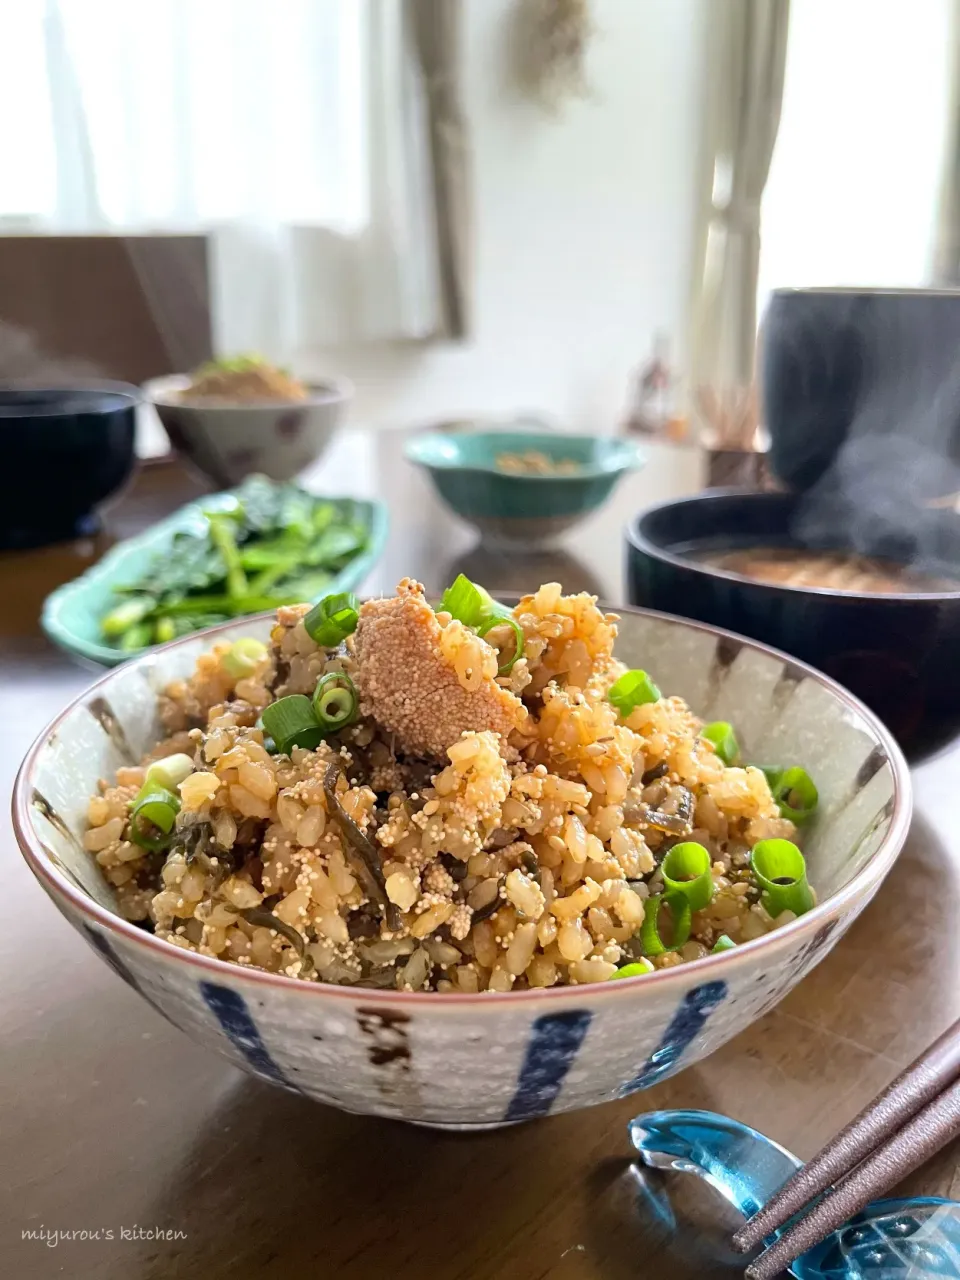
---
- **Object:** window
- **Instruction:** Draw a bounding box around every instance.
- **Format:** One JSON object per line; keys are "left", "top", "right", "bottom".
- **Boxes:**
{"left": 759, "top": 0, "right": 956, "bottom": 304}
{"left": 0, "top": 0, "right": 366, "bottom": 233}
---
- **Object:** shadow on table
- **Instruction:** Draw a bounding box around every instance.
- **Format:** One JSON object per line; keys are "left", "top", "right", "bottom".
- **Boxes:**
{"left": 444, "top": 542, "right": 605, "bottom": 599}
{"left": 135, "top": 1068, "right": 739, "bottom": 1280}
{"left": 779, "top": 807, "right": 960, "bottom": 1067}
{"left": 582, "top": 1157, "right": 755, "bottom": 1280}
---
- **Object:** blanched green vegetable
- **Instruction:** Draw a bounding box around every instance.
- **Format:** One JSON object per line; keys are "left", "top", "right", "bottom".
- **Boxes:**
{"left": 99, "top": 476, "right": 372, "bottom": 651}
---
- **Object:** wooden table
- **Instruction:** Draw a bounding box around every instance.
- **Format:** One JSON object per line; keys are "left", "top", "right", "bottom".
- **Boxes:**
{"left": 2, "top": 433, "right": 958, "bottom": 1280}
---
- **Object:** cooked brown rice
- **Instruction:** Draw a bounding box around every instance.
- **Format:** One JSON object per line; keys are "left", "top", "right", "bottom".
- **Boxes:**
{"left": 84, "top": 579, "right": 808, "bottom": 992}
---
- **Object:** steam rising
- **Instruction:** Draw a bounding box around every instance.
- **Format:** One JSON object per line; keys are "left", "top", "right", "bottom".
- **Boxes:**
{"left": 763, "top": 290, "right": 960, "bottom": 569}
{"left": 0, "top": 320, "right": 100, "bottom": 385}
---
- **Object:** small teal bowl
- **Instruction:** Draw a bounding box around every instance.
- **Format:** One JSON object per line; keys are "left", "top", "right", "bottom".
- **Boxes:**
{"left": 405, "top": 430, "right": 644, "bottom": 548}
{"left": 42, "top": 488, "right": 389, "bottom": 668}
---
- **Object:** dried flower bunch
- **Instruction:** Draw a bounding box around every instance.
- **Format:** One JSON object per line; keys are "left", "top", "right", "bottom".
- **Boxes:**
{"left": 515, "top": 0, "right": 594, "bottom": 113}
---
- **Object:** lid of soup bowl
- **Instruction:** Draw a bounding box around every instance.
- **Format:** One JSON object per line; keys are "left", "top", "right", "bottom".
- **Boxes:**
{"left": 760, "top": 287, "right": 960, "bottom": 498}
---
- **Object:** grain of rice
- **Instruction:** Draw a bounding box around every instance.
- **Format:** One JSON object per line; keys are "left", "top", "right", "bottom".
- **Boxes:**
{"left": 83, "top": 577, "right": 808, "bottom": 992}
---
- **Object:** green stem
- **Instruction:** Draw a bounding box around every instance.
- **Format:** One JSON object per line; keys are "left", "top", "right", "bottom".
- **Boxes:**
{"left": 158, "top": 592, "right": 297, "bottom": 616}
{"left": 207, "top": 514, "right": 248, "bottom": 600}
{"left": 249, "top": 557, "right": 300, "bottom": 595}
{"left": 101, "top": 596, "right": 155, "bottom": 637}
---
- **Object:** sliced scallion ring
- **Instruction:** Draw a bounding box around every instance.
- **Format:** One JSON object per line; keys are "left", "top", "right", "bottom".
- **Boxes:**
{"left": 701, "top": 721, "right": 740, "bottom": 766}
{"left": 303, "top": 592, "right": 360, "bottom": 648}
{"left": 439, "top": 574, "right": 523, "bottom": 674}
{"left": 639, "top": 891, "right": 692, "bottom": 956}
{"left": 608, "top": 669, "right": 661, "bottom": 718}
{"left": 144, "top": 753, "right": 194, "bottom": 791}
{"left": 610, "top": 959, "right": 655, "bottom": 979}
{"left": 129, "top": 783, "right": 181, "bottom": 851}
{"left": 222, "top": 637, "right": 268, "bottom": 680}
{"left": 750, "top": 839, "right": 815, "bottom": 918}
{"left": 661, "top": 841, "right": 715, "bottom": 912}
{"left": 261, "top": 695, "right": 326, "bottom": 755}
{"left": 439, "top": 574, "right": 497, "bottom": 626}
{"left": 312, "top": 672, "right": 359, "bottom": 732}
{"left": 761, "top": 765, "right": 819, "bottom": 824}
{"left": 477, "top": 613, "right": 525, "bottom": 675}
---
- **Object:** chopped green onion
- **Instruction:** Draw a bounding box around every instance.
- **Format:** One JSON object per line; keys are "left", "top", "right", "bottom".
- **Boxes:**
{"left": 128, "top": 823, "right": 173, "bottom": 853}
{"left": 101, "top": 597, "right": 154, "bottom": 638}
{"left": 702, "top": 721, "right": 740, "bottom": 766}
{"left": 639, "top": 891, "right": 692, "bottom": 956}
{"left": 477, "top": 614, "right": 525, "bottom": 675}
{"left": 440, "top": 574, "right": 498, "bottom": 626}
{"left": 750, "top": 839, "right": 815, "bottom": 918}
{"left": 222, "top": 637, "right": 268, "bottom": 680}
{"left": 761, "top": 766, "right": 819, "bottom": 825}
{"left": 312, "top": 672, "right": 359, "bottom": 732}
{"left": 254, "top": 716, "right": 278, "bottom": 755}
{"left": 610, "top": 959, "right": 655, "bottom": 979}
{"left": 129, "top": 783, "right": 181, "bottom": 851}
{"left": 608, "top": 669, "right": 661, "bottom": 718}
{"left": 261, "top": 695, "right": 326, "bottom": 754}
{"left": 711, "top": 934, "right": 736, "bottom": 953}
{"left": 439, "top": 574, "right": 523, "bottom": 674}
{"left": 132, "top": 787, "right": 180, "bottom": 832}
{"left": 661, "top": 841, "right": 715, "bottom": 912}
{"left": 145, "top": 754, "right": 194, "bottom": 791}
{"left": 303, "top": 592, "right": 360, "bottom": 647}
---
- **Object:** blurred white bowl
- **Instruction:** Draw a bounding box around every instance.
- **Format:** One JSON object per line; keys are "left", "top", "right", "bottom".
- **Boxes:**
{"left": 144, "top": 374, "right": 353, "bottom": 486}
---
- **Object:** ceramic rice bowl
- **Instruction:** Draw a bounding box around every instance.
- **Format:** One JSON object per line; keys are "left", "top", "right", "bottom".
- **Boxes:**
{"left": 13, "top": 607, "right": 910, "bottom": 1129}
{"left": 145, "top": 375, "right": 352, "bottom": 487}
{"left": 404, "top": 430, "right": 644, "bottom": 550}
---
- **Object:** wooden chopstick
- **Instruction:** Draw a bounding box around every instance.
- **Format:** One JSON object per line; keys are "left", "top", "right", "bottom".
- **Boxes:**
{"left": 732, "top": 1017, "right": 960, "bottom": 1276}
{"left": 744, "top": 1076, "right": 960, "bottom": 1278}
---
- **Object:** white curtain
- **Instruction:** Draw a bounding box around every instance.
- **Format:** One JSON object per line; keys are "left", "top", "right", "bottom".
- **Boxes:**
{"left": 761, "top": 0, "right": 956, "bottom": 301}
{"left": 0, "top": 0, "right": 444, "bottom": 353}
{"left": 688, "top": 0, "right": 791, "bottom": 451}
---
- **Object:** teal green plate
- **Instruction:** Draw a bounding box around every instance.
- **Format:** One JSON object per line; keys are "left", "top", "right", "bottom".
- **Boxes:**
{"left": 405, "top": 430, "right": 644, "bottom": 549}
{"left": 42, "top": 488, "right": 389, "bottom": 667}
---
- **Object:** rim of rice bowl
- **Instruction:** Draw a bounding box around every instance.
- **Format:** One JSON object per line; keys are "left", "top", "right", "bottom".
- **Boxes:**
{"left": 13, "top": 605, "right": 912, "bottom": 1007}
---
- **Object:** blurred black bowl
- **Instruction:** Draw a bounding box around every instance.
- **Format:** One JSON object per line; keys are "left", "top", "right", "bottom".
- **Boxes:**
{"left": 0, "top": 384, "right": 138, "bottom": 550}
{"left": 626, "top": 489, "right": 960, "bottom": 761}
{"left": 761, "top": 287, "right": 960, "bottom": 494}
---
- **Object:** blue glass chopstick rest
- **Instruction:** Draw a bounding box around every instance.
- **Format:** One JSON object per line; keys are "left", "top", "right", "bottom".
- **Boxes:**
{"left": 629, "top": 1109, "right": 960, "bottom": 1278}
